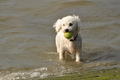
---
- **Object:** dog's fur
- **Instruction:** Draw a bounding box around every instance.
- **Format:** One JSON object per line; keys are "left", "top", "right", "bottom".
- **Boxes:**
{"left": 53, "top": 15, "right": 82, "bottom": 62}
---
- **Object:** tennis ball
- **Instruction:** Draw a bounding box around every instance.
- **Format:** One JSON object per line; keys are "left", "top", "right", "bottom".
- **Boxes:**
{"left": 64, "top": 32, "right": 73, "bottom": 39}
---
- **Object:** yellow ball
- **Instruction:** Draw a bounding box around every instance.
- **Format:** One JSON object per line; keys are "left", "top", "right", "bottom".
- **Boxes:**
{"left": 64, "top": 32, "right": 73, "bottom": 39}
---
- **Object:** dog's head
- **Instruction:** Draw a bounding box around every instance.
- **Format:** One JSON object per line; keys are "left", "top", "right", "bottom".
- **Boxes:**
{"left": 53, "top": 15, "right": 81, "bottom": 33}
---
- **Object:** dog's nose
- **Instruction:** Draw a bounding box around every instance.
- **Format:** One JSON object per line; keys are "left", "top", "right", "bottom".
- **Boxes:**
{"left": 65, "top": 29, "right": 69, "bottom": 32}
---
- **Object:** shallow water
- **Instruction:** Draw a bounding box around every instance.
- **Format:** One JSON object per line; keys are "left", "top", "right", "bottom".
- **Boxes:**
{"left": 0, "top": 0, "right": 120, "bottom": 79}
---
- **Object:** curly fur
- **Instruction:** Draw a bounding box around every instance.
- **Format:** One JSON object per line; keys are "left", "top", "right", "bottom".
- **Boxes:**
{"left": 53, "top": 15, "right": 82, "bottom": 62}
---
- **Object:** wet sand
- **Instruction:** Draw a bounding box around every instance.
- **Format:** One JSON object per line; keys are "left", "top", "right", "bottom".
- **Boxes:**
{"left": 41, "top": 68, "right": 120, "bottom": 80}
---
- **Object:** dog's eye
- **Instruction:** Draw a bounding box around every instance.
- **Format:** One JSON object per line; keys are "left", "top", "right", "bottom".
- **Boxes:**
{"left": 69, "top": 23, "right": 73, "bottom": 26}
{"left": 63, "top": 24, "right": 65, "bottom": 26}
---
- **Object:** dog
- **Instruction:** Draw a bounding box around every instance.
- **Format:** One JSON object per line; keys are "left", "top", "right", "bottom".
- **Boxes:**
{"left": 53, "top": 15, "right": 82, "bottom": 62}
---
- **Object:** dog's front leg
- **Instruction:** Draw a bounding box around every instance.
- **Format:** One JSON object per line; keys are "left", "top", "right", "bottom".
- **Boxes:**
{"left": 59, "top": 49, "right": 65, "bottom": 60}
{"left": 75, "top": 52, "right": 81, "bottom": 62}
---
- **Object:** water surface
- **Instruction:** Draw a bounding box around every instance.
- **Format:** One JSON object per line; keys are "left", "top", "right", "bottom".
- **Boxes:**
{"left": 0, "top": 0, "right": 120, "bottom": 79}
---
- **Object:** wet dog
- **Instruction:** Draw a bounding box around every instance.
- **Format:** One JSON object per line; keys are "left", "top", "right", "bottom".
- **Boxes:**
{"left": 53, "top": 15, "right": 82, "bottom": 62}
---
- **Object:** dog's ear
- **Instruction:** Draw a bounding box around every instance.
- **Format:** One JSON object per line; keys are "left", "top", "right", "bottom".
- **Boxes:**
{"left": 53, "top": 19, "right": 62, "bottom": 33}
{"left": 75, "top": 16, "right": 81, "bottom": 33}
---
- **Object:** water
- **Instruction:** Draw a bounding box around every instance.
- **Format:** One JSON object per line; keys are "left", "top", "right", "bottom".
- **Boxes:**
{"left": 0, "top": 0, "right": 120, "bottom": 79}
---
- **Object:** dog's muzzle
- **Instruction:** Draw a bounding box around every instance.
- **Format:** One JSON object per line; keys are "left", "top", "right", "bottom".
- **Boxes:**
{"left": 65, "top": 29, "right": 69, "bottom": 32}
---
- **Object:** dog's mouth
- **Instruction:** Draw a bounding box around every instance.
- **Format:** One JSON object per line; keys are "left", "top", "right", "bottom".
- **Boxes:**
{"left": 64, "top": 29, "right": 73, "bottom": 33}
{"left": 64, "top": 29, "right": 78, "bottom": 41}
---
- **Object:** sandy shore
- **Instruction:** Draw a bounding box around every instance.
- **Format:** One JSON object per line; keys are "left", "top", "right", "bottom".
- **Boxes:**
{"left": 41, "top": 68, "right": 120, "bottom": 80}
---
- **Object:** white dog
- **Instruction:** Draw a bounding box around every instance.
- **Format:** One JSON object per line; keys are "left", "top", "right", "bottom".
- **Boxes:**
{"left": 53, "top": 15, "right": 82, "bottom": 62}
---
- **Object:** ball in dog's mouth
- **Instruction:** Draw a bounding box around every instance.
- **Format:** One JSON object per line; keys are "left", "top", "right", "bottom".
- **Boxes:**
{"left": 64, "top": 32, "right": 73, "bottom": 39}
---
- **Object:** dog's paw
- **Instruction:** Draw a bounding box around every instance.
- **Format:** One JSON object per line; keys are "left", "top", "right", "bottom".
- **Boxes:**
{"left": 75, "top": 60, "right": 82, "bottom": 63}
